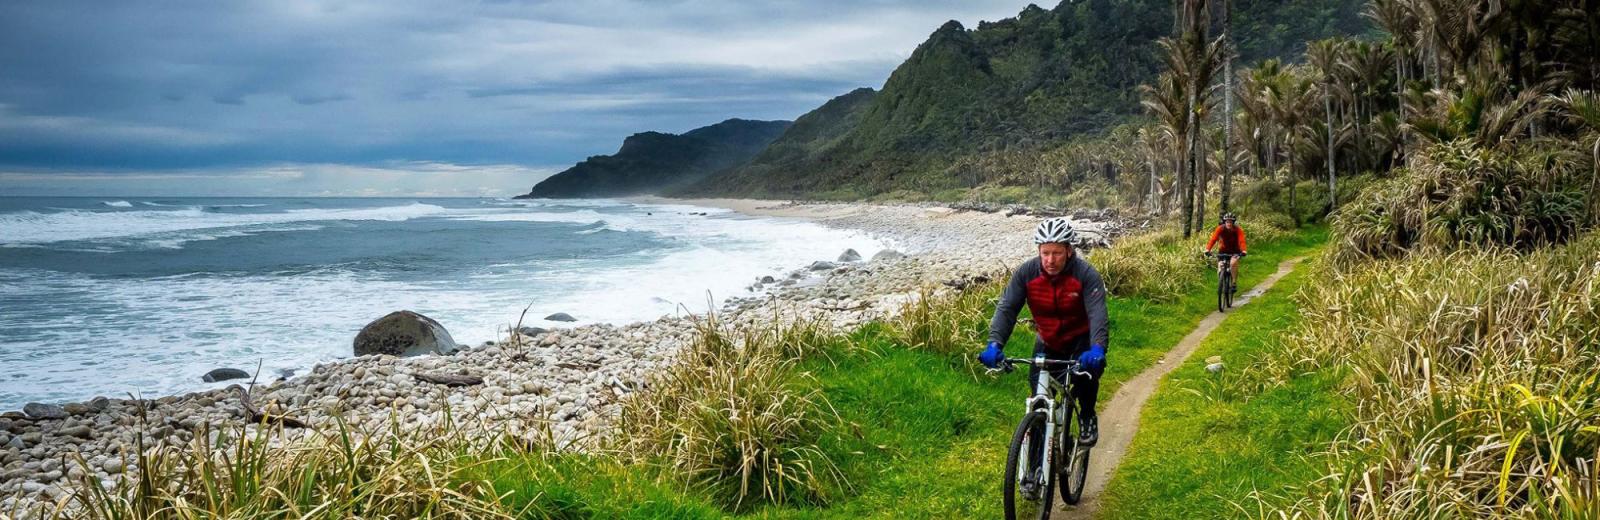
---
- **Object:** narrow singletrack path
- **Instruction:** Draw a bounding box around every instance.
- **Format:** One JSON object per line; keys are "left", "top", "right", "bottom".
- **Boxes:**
{"left": 1054, "top": 256, "right": 1306, "bottom": 519}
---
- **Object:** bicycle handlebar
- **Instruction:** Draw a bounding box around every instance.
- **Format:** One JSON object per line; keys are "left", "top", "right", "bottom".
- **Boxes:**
{"left": 989, "top": 356, "right": 1091, "bottom": 377}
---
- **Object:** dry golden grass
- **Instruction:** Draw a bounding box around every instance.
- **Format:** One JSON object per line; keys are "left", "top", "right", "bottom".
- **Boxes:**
{"left": 614, "top": 311, "right": 847, "bottom": 511}
{"left": 1258, "top": 233, "right": 1600, "bottom": 518}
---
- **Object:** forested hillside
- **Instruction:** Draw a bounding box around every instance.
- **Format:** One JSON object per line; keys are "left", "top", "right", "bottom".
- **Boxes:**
{"left": 675, "top": 0, "right": 1366, "bottom": 199}
{"left": 517, "top": 118, "right": 789, "bottom": 199}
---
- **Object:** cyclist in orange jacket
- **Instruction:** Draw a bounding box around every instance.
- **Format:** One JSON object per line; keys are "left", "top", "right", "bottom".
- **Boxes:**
{"left": 1203, "top": 213, "right": 1246, "bottom": 291}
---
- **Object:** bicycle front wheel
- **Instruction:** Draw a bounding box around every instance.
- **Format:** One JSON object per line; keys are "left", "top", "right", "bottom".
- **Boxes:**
{"left": 1225, "top": 269, "right": 1236, "bottom": 308}
{"left": 1003, "top": 410, "right": 1055, "bottom": 520}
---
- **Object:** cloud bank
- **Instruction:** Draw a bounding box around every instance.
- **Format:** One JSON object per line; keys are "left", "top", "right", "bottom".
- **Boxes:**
{"left": 0, "top": 0, "right": 1033, "bottom": 196}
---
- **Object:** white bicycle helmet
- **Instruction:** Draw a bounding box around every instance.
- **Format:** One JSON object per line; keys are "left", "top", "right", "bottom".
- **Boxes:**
{"left": 1033, "top": 217, "right": 1077, "bottom": 245}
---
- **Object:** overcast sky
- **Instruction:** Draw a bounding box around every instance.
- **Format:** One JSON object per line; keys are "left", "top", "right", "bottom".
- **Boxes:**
{"left": 0, "top": 0, "right": 1036, "bottom": 196}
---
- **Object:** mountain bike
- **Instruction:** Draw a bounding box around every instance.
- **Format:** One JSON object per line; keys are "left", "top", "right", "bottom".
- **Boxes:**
{"left": 992, "top": 354, "right": 1094, "bottom": 519}
{"left": 1209, "top": 252, "right": 1240, "bottom": 312}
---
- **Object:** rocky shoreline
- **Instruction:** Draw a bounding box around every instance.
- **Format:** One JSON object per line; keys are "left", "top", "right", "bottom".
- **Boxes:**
{"left": 0, "top": 200, "right": 1125, "bottom": 515}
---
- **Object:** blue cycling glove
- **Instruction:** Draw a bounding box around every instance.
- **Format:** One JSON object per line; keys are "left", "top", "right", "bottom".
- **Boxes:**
{"left": 1078, "top": 344, "right": 1106, "bottom": 372}
{"left": 979, "top": 341, "right": 1005, "bottom": 368}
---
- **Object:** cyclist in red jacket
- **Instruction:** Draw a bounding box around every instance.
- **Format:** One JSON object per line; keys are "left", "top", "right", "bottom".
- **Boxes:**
{"left": 1203, "top": 213, "right": 1247, "bottom": 290}
{"left": 980, "top": 217, "right": 1108, "bottom": 446}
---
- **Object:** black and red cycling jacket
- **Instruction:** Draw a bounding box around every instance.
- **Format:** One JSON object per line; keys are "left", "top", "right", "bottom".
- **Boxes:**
{"left": 988, "top": 254, "right": 1110, "bottom": 356}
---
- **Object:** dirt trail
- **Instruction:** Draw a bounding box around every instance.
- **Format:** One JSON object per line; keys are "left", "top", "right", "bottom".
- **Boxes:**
{"left": 1054, "top": 257, "right": 1306, "bottom": 519}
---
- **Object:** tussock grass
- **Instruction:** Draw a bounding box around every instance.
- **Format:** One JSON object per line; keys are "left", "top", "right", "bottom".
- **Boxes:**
{"left": 1095, "top": 229, "right": 1209, "bottom": 302}
{"left": 1261, "top": 233, "right": 1600, "bottom": 518}
{"left": 45, "top": 412, "right": 536, "bottom": 520}
{"left": 887, "top": 284, "right": 998, "bottom": 356}
{"left": 614, "top": 311, "right": 847, "bottom": 511}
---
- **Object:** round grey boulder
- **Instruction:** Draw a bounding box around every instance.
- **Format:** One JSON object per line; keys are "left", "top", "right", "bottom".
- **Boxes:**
{"left": 353, "top": 310, "right": 460, "bottom": 358}
{"left": 544, "top": 313, "right": 578, "bottom": 322}
{"left": 22, "top": 403, "right": 66, "bottom": 420}
{"left": 202, "top": 368, "right": 250, "bottom": 383}
{"left": 837, "top": 249, "right": 862, "bottom": 262}
{"left": 808, "top": 261, "right": 837, "bottom": 271}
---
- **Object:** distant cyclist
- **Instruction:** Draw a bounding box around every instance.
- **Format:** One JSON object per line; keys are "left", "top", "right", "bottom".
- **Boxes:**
{"left": 979, "top": 217, "right": 1109, "bottom": 445}
{"left": 1203, "top": 213, "right": 1247, "bottom": 291}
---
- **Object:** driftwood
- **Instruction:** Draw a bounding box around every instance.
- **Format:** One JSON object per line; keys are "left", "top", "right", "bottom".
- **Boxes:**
{"left": 413, "top": 372, "right": 483, "bottom": 387}
{"left": 227, "top": 384, "right": 308, "bottom": 429}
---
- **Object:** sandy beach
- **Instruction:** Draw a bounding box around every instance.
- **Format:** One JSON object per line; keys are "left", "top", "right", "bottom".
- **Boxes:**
{"left": 0, "top": 199, "right": 1117, "bottom": 513}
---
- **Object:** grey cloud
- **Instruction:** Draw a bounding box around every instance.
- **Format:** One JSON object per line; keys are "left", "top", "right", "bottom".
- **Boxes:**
{"left": 0, "top": 0, "right": 1035, "bottom": 194}
{"left": 292, "top": 93, "right": 352, "bottom": 105}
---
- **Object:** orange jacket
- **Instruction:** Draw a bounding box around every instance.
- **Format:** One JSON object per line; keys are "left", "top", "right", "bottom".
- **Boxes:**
{"left": 1206, "top": 225, "right": 1246, "bottom": 254}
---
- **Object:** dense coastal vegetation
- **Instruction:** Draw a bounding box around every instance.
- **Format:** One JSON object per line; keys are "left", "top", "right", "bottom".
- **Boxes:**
{"left": 1099, "top": 0, "right": 1600, "bottom": 517}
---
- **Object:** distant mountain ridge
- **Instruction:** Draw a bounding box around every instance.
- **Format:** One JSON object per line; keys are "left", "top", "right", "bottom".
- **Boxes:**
{"left": 516, "top": 118, "right": 790, "bottom": 199}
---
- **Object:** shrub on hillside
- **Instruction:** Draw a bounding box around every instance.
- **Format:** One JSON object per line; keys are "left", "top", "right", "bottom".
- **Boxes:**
{"left": 1329, "top": 141, "right": 1589, "bottom": 265}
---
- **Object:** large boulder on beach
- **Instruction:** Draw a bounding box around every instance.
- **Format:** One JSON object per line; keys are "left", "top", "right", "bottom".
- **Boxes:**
{"left": 544, "top": 312, "right": 577, "bottom": 322}
{"left": 837, "top": 249, "right": 862, "bottom": 262}
{"left": 202, "top": 368, "right": 250, "bottom": 383}
{"left": 22, "top": 403, "right": 65, "bottom": 420}
{"left": 353, "top": 311, "right": 459, "bottom": 358}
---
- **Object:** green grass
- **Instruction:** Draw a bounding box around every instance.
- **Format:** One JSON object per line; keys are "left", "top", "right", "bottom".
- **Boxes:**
{"left": 464, "top": 226, "right": 1329, "bottom": 519}
{"left": 1097, "top": 249, "right": 1349, "bottom": 519}
{"left": 465, "top": 453, "right": 723, "bottom": 519}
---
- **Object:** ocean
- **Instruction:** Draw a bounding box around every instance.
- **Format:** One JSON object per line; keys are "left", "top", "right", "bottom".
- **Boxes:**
{"left": 0, "top": 197, "right": 887, "bottom": 410}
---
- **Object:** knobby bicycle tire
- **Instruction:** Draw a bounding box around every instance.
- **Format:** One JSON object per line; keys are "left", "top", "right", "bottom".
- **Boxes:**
{"left": 1217, "top": 268, "right": 1231, "bottom": 312}
{"left": 1058, "top": 398, "right": 1089, "bottom": 505}
{"left": 1004, "top": 410, "right": 1055, "bottom": 520}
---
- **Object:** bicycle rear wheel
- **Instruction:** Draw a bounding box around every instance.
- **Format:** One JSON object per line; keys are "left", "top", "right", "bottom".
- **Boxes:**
{"left": 1059, "top": 441, "right": 1091, "bottom": 504}
{"left": 1004, "top": 411, "right": 1055, "bottom": 520}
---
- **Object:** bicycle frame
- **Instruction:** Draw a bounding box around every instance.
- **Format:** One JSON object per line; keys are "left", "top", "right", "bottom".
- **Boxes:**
{"left": 996, "top": 355, "right": 1086, "bottom": 497}
{"left": 1214, "top": 252, "right": 1238, "bottom": 276}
